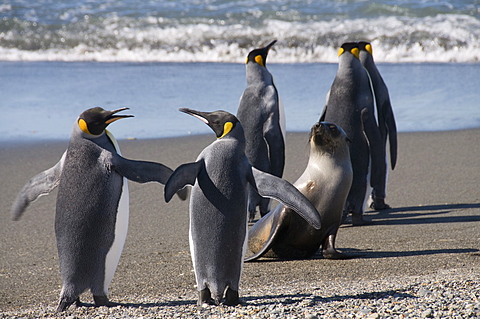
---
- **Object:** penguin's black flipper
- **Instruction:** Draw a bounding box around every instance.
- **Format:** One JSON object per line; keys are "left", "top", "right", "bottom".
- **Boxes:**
{"left": 110, "top": 153, "right": 189, "bottom": 200}
{"left": 164, "top": 160, "right": 204, "bottom": 202}
{"left": 384, "top": 103, "right": 398, "bottom": 170}
{"left": 112, "top": 154, "right": 173, "bottom": 184}
{"left": 249, "top": 167, "right": 321, "bottom": 230}
{"left": 361, "top": 108, "right": 384, "bottom": 188}
{"left": 11, "top": 151, "right": 66, "bottom": 221}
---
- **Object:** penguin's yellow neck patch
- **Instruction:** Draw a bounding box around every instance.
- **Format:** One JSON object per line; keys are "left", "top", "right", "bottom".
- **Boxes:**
{"left": 78, "top": 118, "right": 92, "bottom": 135}
{"left": 219, "top": 122, "right": 233, "bottom": 139}
{"left": 255, "top": 55, "right": 265, "bottom": 67}
{"left": 337, "top": 47, "right": 344, "bottom": 57}
{"left": 365, "top": 44, "right": 373, "bottom": 55}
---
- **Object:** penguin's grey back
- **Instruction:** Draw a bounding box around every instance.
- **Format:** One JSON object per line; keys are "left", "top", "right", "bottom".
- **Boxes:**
{"left": 189, "top": 135, "right": 250, "bottom": 300}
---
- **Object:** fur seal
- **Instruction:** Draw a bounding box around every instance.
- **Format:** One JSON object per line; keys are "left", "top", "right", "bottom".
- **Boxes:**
{"left": 246, "top": 122, "right": 352, "bottom": 261}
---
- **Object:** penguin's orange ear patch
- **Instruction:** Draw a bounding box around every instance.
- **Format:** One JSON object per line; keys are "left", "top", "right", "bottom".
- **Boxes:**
{"left": 78, "top": 119, "right": 92, "bottom": 135}
{"left": 337, "top": 47, "right": 345, "bottom": 57}
{"left": 255, "top": 55, "right": 265, "bottom": 67}
{"left": 219, "top": 121, "right": 233, "bottom": 139}
{"left": 365, "top": 43, "right": 373, "bottom": 55}
{"left": 351, "top": 47, "right": 360, "bottom": 59}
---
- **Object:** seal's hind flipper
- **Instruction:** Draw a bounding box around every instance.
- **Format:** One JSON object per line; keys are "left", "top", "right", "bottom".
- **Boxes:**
{"left": 245, "top": 206, "right": 286, "bottom": 262}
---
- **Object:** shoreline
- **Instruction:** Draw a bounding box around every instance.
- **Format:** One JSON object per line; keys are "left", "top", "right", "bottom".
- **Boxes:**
{"left": 1, "top": 129, "right": 479, "bottom": 317}
{"left": 1, "top": 126, "right": 480, "bottom": 146}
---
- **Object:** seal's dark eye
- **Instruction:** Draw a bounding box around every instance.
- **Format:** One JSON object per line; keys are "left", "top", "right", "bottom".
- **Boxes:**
{"left": 329, "top": 124, "right": 337, "bottom": 132}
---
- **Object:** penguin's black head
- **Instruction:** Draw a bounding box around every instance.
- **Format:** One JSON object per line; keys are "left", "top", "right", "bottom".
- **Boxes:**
{"left": 78, "top": 107, "right": 133, "bottom": 136}
{"left": 179, "top": 108, "right": 239, "bottom": 139}
{"left": 246, "top": 40, "right": 277, "bottom": 68}
{"left": 338, "top": 42, "right": 359, "bottom": 59}
{"left": 358, "top": 41, "right": 373, "bottom": 56}
{"left": 310, "top": 122, "right": 350, "bottom": 152}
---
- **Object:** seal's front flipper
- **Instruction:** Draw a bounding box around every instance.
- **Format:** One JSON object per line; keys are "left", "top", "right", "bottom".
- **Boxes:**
{"left": 249, "top": 167, "right": 321, "bottom": 230}
{"left": 321, "top": 233, "right": 351, "bottom": 259}
{"left": 11, "top": 151, "right": 67, "bottom": 221}
{"left": 164, "top": 160, "right": 204, "bottom": 202}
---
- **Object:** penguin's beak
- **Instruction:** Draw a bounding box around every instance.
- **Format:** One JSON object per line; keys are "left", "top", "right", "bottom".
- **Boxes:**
{"left": 179, "top": 108, "right": 209, "bottom": 125}
{"left": 105, "top": 107, "right": 134, "bottom": 124}
{"left": 179, "top": 108, "right": 234, "bottom": 139}
{"left": 265, "top": 40, "right": 277, "bottom": 52}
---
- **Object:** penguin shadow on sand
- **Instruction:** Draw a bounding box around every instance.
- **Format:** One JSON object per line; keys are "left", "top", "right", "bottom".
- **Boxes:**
{"left": 361, "top": 203, "right": 480, "bottom": 226}
{"left": 242, "top": 289, "right": 415, "bottom": 307}
{"left": 336, "top": 203, "right": 480, "bottom": 259}
{"left": 68, "top": 298, "right": 198, "bottom": 309}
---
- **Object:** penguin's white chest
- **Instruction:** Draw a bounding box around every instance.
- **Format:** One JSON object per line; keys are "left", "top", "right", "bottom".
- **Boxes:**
{"left": 103, "top": 131, "right": 130, "bottom": 294}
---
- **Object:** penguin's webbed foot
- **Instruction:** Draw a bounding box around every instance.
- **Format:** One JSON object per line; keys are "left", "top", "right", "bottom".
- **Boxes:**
{"left": 93, "top": 295, "right": 117, "bottom": 307}
{"left": 75, "top": 297, "right": 83, "bottom": 307}
{"left": 198, "top": 288, "right": 216, "bottom": 306}
{"left": 56, "top": 298, "right": 77, "bottom": 312}
{"left": 224, "top": 288, "right": 240, "bottom": 306}
{"left": 370, "top": 198, "right": 391, "bottom": 210}
{"left": 352, "top": 213, "right": 373, "bottom": 226}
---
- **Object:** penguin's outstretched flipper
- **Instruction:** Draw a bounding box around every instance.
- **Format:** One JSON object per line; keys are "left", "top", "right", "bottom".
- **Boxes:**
{"left": 249, "top": 167, "right": 321, "bottom": 230}
{"left": 164, "top": 160, "right": 205, "bottom": 202}
{"left": 11, "top": 151, "right": 66, "bottom": 221}
{"left": 109, "top": 152, "right": 188, "bottom": 200}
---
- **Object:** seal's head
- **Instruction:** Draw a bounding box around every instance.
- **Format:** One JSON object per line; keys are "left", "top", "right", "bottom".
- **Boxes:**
{"left": 309, "top": 122, "right": 350, "bottom": 155}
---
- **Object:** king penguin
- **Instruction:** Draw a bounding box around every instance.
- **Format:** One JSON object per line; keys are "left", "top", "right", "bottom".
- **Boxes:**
{"left": 320, "top": 42, "right": 383, "bottom": 226}
{"left": 358, "top": 41, "right": 398, "bottom": 210}
{"left": 236, "top": 40, "right": 286, "bottom": 222}
{"left": 11, "top": 107, "right": 185, "bottom": 312}
{"left": 164, "top": 108, "right": 320, "bottom": 306}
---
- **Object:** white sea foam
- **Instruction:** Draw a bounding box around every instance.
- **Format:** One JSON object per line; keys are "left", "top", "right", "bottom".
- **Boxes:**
{"left": 0, "top": 14, "right": 478, "bottom": 63}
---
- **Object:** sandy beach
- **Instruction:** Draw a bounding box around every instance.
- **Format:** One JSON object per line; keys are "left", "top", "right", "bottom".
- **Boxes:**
{"left": 1, "top": 129, "right": 479, "bottom": 317}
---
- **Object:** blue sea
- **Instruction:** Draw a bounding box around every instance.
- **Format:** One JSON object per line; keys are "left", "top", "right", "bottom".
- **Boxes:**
{"left": 1, "top": 0, "right": 479, "bottom": 141}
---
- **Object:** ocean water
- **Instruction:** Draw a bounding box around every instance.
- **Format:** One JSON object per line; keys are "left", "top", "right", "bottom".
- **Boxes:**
{"left": 1, "top": 61, "right": 479, "bottom": 141}
{"left": 1, "top": 0, "right": 479, "bottom": 63}
{"left": 1, "top": 1, "right": 479, "bottom": 141}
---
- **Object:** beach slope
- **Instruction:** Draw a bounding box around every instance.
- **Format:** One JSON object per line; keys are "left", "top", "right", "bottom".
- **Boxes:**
{"left": 1, "top": 129, "right": 479, "bottom": 317}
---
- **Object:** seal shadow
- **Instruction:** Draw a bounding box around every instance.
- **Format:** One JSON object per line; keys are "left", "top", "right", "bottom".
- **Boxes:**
{"left": 361, "top": 203, "right": 480, "bottom": 226}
